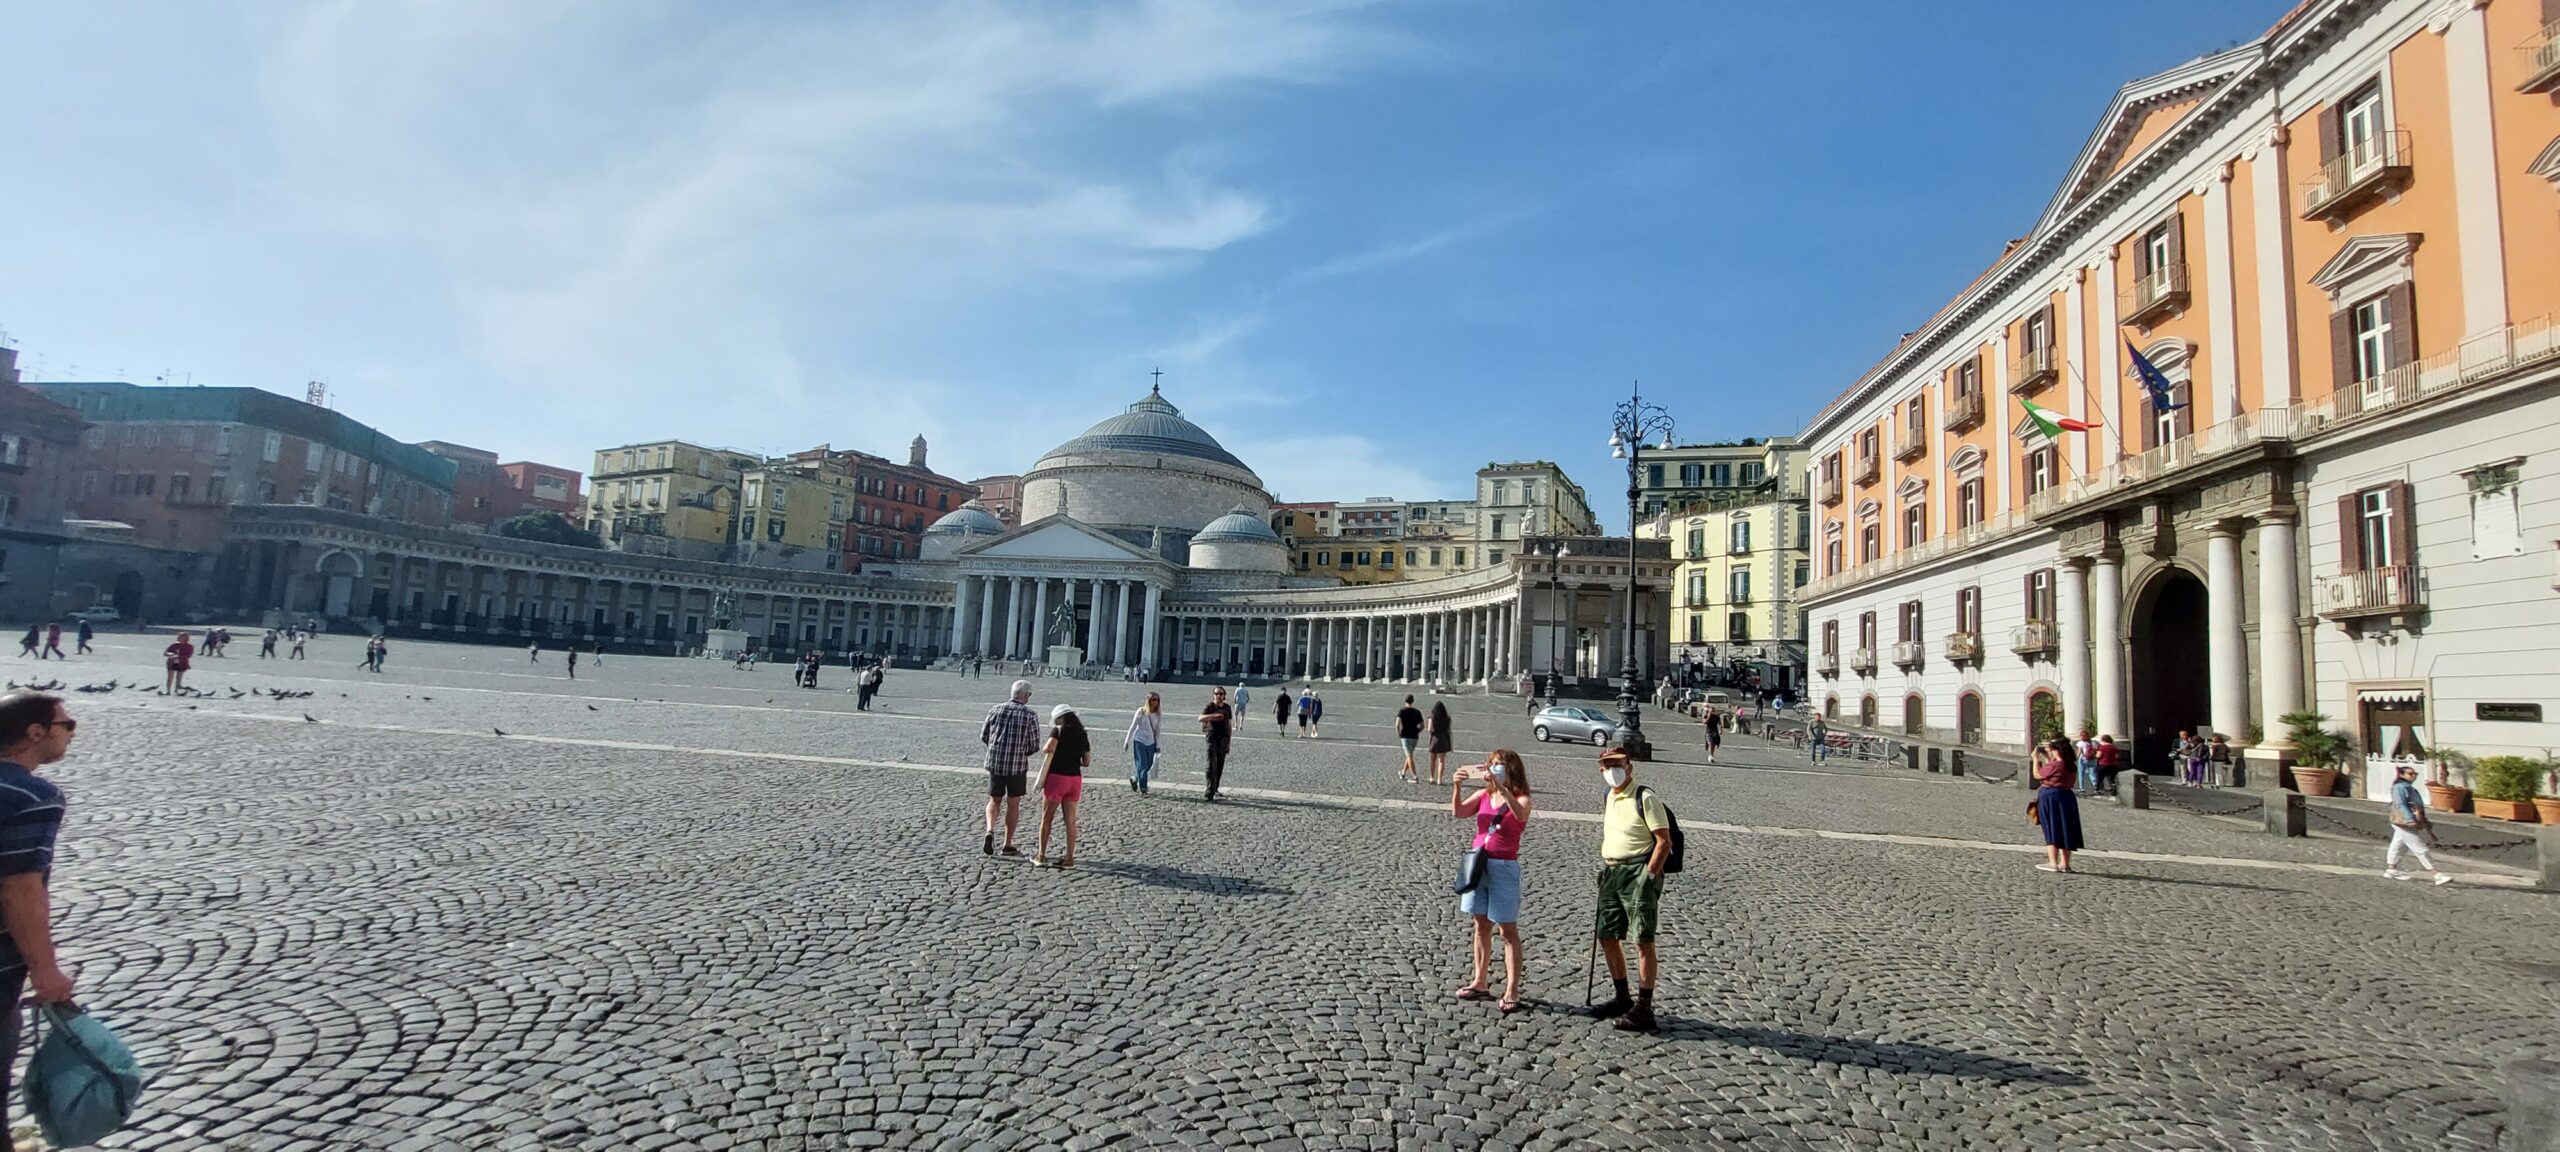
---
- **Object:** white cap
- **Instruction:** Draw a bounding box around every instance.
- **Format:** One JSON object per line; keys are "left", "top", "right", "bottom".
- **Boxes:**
{"left": 1050, "top": 703, "right": 1076, "bottom": 721}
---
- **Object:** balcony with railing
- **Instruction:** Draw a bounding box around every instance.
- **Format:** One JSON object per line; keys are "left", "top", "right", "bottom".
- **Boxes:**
{"left": 2010, "top": 620, "right": 2058, "bottom": 658}
{"left": 1853, "top": 453, "right": 1880, "bottom": 486}
{"left": 1849, "top": 646, "right": 1877, "bottom": 675}
{"left": 2301, "top": 129, "right": 2412, "bottom": 222}
{"left": 1816, "top": 650, "right": 1839, "bottom": 678}
{"left": 1892, "top": 422, "right": 1927, "bottom": 463}
{"left": 1891, "top": 640, "right": 1925, "bottom": 670}
{"left": 1942, "top": 387, "right": 1985, "bottom": 431}
{"left": 2119, "top": 261, "right": 2190, "bottom": 327}
{"left": 2315, "top": 565, "right": 2425, "bottom": 621}
{"left": 2524, "top": 21, "right": 2560, "bottom": 93}
{"left": 1944, "top": 631, "right": 1980, "bottom": 664}
{"left": 2009, "top": 346, "right": 2058, "bottom": 394}
{"left": 1727, "top": 586, "right": 1752, "bottom": 605}
{"left": 1816, "top": 473, "right": 1843, "bottom": 506}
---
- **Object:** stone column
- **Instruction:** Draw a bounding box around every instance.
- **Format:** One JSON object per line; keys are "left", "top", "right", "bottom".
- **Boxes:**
{"left": 1460, "top": 610, "right": 1476, "bottom": 683}
{"left": 1030, "top": 578, "right": 1051, "bottom": 658}
{"left": 2059, "top": 560, "right": 2091, "bottom": 735}
{"left": 976, "top": 578, "right": 998, "bottom": 656}
{"left": 1005, "top": 577, "right": 1027, "bottom": 659}
{"left": 1141, "top": 583, "right": 1163, "bottom": 671}
{"left": 2255, "top": 510, "right": 2303, "bottom": 744}
{"left": 950, "top": 576, "right": 973, "bottom": 653}
{"left": 2207, "top": 522, "right": 2250, "bottom": 742}
{"left": 1404, "top": 615, "right": 1420, "bottom": 682}
{"left": 2203, "top": 166, "right": 2242, "bottom": 423}
{"left": 2092, "top": 551, "right": 2127, "bottom": 740}
{"left": 1082, "top": 578, "right": 1103, "bottom": 655}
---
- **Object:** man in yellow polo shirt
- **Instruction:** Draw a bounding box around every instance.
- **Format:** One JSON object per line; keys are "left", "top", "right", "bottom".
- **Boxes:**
{"left": 1588, "top": 749, "right": 1671, "bottom": 1032}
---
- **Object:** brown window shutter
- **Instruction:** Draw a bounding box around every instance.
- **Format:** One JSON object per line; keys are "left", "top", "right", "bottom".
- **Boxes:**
{"left": 2167, "top": 209, "right": 2187, "bottom": 272}
{"left": 2337, "top": 492, "right": 2365, "bottom": 572}
{"left": 2040, "top": 303, "right": 2056, "bottom": 350}
{"left": 2387, "top": 481, "right": 2416, "bottom": 568}
{"left": 2331, "top": 307, "right": 2358, "bottom": 388}
{"left": 2172, "top": 382, "right": 2194, "bottom": 438}
{"left": 2132, "top": 233, "right": 2150, "bottom": 280}
{"left": 2382, "top": 282, "right": 2417, "bottom": 371}
{"left": 2318, "top": 105, "right": 2344, "bottom": 165}
{"left": 2141, "top": 402, "right": 2159, "bottom": 451}
{"left": 2023, "top": 571, "right": 2037, "bottom": 618}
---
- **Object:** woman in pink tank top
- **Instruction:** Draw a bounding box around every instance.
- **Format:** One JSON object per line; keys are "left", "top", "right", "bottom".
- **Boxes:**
{"left": 1451, "top": 748, "right": 1533, "bottom": 1013}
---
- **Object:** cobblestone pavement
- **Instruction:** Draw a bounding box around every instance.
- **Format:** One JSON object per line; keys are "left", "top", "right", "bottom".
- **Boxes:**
{"left": 11, "top": 634, "right": 2558, "bottom": 1150}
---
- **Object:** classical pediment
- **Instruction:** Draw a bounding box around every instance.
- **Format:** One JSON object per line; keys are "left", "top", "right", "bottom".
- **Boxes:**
{"left": 2309, "top": 233, "right": 2421, "bottom": 305}
{"left": 955, "top": 515, "right": 1163, "bottom": 564}
{"left": 2033, "top": 45, "right": 2258, "bottom": 234}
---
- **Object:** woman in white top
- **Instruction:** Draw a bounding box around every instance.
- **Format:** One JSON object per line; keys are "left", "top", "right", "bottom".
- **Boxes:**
{"left": 1125, "top": 692, "right": 1163, "bottom": 795}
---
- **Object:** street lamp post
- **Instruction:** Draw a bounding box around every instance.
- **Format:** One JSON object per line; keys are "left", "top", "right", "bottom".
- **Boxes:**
{"left": 1607, "top": 381, "right": 1674, "bottom": 761}
{"left": 1538, "top": 539, "right": 1571, "bottom": 704}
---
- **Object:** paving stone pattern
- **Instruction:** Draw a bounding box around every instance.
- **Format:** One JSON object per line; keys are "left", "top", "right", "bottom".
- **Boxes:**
{"left": 15, "top": 634, "right": 2559, "bottom": 1150}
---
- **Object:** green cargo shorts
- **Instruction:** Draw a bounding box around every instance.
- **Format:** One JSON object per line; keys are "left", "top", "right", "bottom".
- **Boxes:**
{"left": 1594, "top": 860, "right": 1664, "bottom": 943}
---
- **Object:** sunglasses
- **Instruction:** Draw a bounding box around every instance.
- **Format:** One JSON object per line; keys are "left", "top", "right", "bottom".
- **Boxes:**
{"left": 44, "top": 719, "right": 75, "bottom": 733}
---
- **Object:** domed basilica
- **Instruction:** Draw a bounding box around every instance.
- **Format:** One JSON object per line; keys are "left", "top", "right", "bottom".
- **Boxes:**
{"left": 912, "top": 382, "right": 1664, "bottom": 686}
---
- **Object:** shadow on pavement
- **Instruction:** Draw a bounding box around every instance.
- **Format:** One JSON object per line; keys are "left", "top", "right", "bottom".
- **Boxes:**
{"left": 1662, "top": 1022, "right": 2092, "bottom": 1085}
{"left": 2071, "top": 870, "right": 2301, "bottom": 895}
{"left": 1077, "top": 859, "right": 1292, "bottom": 898}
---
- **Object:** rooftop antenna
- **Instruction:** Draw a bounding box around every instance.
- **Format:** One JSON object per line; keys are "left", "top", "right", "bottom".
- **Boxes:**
{"left": 307, "top": 380, "right": 329, "bottom": 409}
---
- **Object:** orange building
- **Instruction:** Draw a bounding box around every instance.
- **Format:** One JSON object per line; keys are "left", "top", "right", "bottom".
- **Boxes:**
{"left": 1802, "top": 0, "right": 2560, "bottom": 781}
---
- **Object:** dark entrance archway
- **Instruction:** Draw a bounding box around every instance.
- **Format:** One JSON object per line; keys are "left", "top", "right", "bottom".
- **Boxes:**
{"left": 110, "top": 571, "right": 145, "bottom": 618}
{"left": 2129, "top": 566, "right": 2211, "bottom": 775}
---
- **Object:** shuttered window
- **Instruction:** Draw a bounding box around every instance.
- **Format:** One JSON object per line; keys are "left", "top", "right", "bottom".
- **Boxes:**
{"left": 2337, "top": 481, "right": 2417, "bottom": 572}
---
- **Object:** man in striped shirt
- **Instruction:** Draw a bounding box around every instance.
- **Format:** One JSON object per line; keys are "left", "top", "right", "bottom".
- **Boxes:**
{"left": 981, "top": 680, "right": 1042, "bottom": 857}
{"left": 0, "top": 691, "right": 75, "bottom": 1150}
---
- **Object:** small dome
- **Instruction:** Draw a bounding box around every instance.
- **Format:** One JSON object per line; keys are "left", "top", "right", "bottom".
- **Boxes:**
{"left": 925, "top": 500, "right": 1005, "bottom": 538}
{"left": 1192, "top": 505, "right": 1283, "bottom": 545}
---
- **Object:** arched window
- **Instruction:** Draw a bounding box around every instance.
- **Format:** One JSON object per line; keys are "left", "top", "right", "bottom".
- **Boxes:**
{"left": 1858, "top": 694, "right": 1878, "bottom": 728}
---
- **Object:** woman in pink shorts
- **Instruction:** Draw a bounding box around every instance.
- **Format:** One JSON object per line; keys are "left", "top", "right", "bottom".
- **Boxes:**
{"left": 1034, "top": 703, "right": 1090, "bottom": 868}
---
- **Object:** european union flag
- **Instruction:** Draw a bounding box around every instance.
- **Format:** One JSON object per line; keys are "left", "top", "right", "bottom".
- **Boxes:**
{"left": 2125, "top": 341, "right": 2187, "bottom": 411}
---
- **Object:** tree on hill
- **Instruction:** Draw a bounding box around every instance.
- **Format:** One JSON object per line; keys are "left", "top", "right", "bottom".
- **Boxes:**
{"left": 494, "top": 511, "right": 603, "bottom": 549}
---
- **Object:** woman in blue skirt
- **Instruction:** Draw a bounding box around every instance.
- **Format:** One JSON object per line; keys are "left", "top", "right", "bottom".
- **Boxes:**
{"left": 2032, "top": 736, "right": 2084, "bottom": 873}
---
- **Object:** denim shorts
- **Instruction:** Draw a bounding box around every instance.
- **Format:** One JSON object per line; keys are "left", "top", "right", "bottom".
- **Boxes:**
{"left": 1459, "top": 856, "right": 1522, "bottom": 925}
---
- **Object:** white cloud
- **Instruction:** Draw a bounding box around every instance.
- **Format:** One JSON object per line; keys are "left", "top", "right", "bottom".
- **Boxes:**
{"left": 210, "top": 0, "right": 1405, "bottom": 477}
{"left": 1221, "top": 432, "right": 1455, "bottom": 504}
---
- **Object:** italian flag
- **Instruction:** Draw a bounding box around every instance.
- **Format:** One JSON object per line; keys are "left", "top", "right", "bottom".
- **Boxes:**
{"left": 2019, "top": 397, "right": 2097, "bottom": 439}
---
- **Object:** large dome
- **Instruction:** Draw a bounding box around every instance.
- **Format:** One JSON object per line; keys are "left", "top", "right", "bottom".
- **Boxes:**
{"left": 1020, "top": 384, "right": 1272, "bottom": 536}
{"left": 1033, "top": 387, "right": 1254, "bottom": 473}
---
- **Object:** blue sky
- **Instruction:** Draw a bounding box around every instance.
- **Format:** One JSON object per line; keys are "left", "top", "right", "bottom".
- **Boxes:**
{"left": 0, "top": 0, "right": 2293, "bottom": 525}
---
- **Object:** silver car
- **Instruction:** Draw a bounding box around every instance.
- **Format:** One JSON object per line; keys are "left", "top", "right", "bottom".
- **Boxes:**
{"left": 1532, "top": 705, "right": 1619, "bottom": 746}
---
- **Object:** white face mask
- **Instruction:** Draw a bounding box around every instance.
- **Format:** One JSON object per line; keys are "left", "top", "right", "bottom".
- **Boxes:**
{"left": 1602, "top": 766, "right": 1630, "bottom": 790}
{"left": 1488, "top": 762, "right": 1509, "bottom": 782}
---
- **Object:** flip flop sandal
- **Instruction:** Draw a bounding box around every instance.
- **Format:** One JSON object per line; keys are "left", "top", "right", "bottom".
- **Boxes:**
{"left": 1498, "top": 996, "right": 1522, "bottom": 1014}
{"left": 1453, "top": 986, "right": 1493, "bottom": 1002}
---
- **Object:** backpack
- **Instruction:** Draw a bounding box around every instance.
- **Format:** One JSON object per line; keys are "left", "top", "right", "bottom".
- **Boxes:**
{"left": 1632, "top": 786, "right": 1686, "bottom": 874}
{"left": 21, "top": 1001, "right": 145, "bottom": 1147}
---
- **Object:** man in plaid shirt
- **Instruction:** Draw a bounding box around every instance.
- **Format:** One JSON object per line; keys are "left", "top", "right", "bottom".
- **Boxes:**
{"left": 981, "top": 679, "right": 1042, "bottom": 857}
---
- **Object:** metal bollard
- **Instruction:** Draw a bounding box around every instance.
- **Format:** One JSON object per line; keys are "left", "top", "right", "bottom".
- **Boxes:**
{"left": 2117, "top": 771, "right": 2149, "bottom": 809}
{"left": 1948, "top": 750, "right": 1965, "bottom": 778}
{"left": 2508, "top": 1055, "right": 2560, "bottom": 1150}
{"left": 2266, "top": 790, "right": 2306, "bottom": 837}
{"left": 2542, "top": 826, "right": 2560, "bottom": 893}
{"left": 1926, "top": 747, "right": 1943, "bottom": 774}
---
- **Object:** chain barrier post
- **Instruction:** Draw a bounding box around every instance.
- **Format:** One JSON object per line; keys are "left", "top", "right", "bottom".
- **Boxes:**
{"left": 1926, "top": 747, "right": 1942, "bottom": 774}
{"left": 2116, "top": 770, "right": 2149, "bottom": 810}
{"left": 1902, "top": 743, "right": 1920, "bottom": 771}
{"left": 1948, "top": 750, "right": 1965, "bottom": 778}
{"left": 2543, "top": 825, "right": 2560, "bottom": 893}
{"left": 2266, "top": 790, "right": 2306, "bottom": 837}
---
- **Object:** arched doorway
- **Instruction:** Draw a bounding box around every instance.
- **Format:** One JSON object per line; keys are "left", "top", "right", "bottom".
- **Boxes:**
{"left": 317, "top": 551, "right": 363, "bottom": 618}
{"left": 1958, "top": 692, "right": 1984, "bottom": 746}
{"left": 2027, "top": 689, "right": 2061, "bottom": 745}
{"left": 1858, "top": 694, "right": 1878, "bottom": 728}
{"left": 1902, "top": 694, "right": 1926, "bottom": 736}
{"left": 2129, "top": 566, "right": 2212, "bottom": 774}
{"left": 1824, "top": 695, "right": 1839, "bottom": 721}
{"left": 110, "top": 571, "right": 145, "bottom": 618}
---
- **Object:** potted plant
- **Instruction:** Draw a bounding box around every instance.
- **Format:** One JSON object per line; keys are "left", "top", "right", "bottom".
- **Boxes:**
{"left": 2472, "top": 755, "right": 2542, "bottom": 822}
{"left": 2538, "top": 755, "right": 2560, "bottom": 825}
{"left": 2279, "top": 710, "right": 2350, "bottom": 797}
{"left": 2427, "top": 750, "right": 2474, "bottom": 814}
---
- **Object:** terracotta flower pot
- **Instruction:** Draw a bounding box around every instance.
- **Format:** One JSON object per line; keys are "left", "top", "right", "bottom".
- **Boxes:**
{"left": 2292, "top": 767, "right": 2341, "bottom": 797}
{"left": 2474, "top": 798, "right": 2541, "bottom": 822}
{"left": 2426, "top": 784, "right": 2472, "bottom": 814}
{"left": 2537, "top": 797, "right": 2560, "bottom": 825}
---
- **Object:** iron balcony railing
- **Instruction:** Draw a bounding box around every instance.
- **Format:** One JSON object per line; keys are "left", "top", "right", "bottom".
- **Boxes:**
{"left": 1853, "top": 453, "right": 1880, "bottom": 485}
{"left": 2009, "top": 346, "right": 2058, "bottom": 394}
{"left": 1815, "top": 652, "right": 1839, "bottom": 677}
{"left": 2301, "top": 128, "right": 2412, "bottom": 221}
{"left": 1891, "top": 640, "right": 1925, "bottom": 669}
{"left": 1942, "top": 387, "right": 1985, "bottom": 431}
{"left": 1849, "top": 646, "right": 1877, "bottom": 675}
{"left": 2120, "top": 261, "right": 2190, "bottom": 326}
{"left": 2009, "top": 620, "right": 2058, "bottom": 657}
{"left": 1893, "top": 422, "right": 1927, "bottom": 462}
{"left": 2315, "top": 565, "right": 2425, "bottom": 620}
{"left": 1817, "top": 474, "right": 1843, "bottom": 506}
{"left": 2524, "top": 21, "right": 2560, "bottom": 94}
{"left": 1944, "top": 632, "right": 1981, "bottom": 663}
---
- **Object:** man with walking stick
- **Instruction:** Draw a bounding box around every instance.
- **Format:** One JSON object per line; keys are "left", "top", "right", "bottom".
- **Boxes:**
{"left": 1584, "top": 749, "right": 1673, "bottom": 1032}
